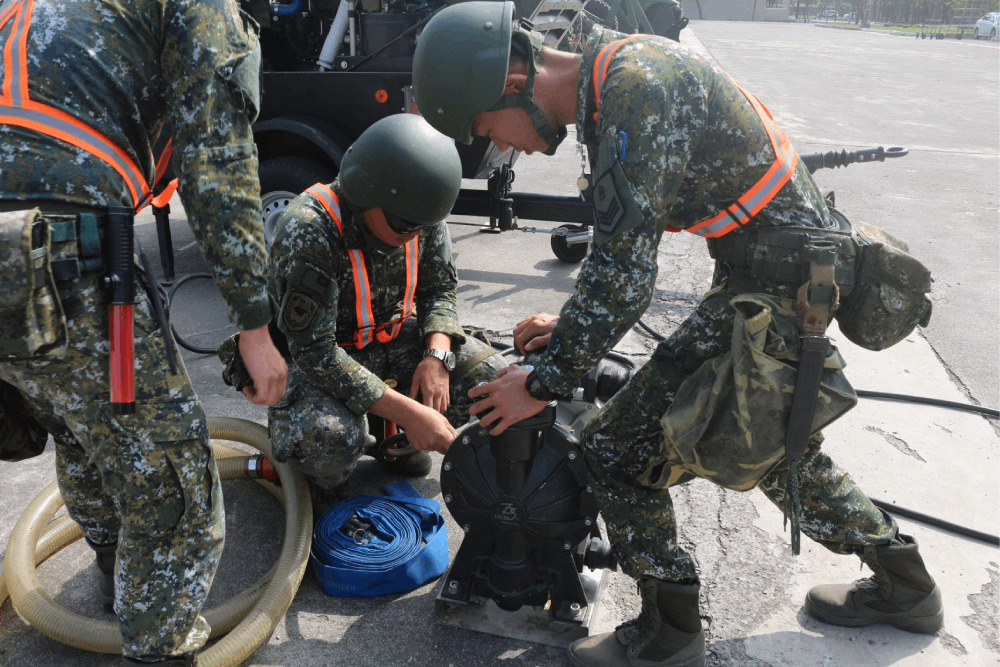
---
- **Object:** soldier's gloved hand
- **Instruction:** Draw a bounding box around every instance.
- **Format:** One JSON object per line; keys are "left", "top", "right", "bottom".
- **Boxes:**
{"left": 238, "top": 325, "right": 288, "bottom": 406}
{"left": 513, "top": 313, "right": 559, "bottom": 354}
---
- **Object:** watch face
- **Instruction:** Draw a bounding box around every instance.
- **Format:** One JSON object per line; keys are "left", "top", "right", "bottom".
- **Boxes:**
{"left": 426, "top": 349, "right": 456, "bottom": 371}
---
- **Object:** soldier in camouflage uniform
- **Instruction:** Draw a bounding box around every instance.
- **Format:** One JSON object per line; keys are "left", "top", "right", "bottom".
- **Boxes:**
{"left": 0, "top": 1, "right": 287, "bottom": 664}
{"left": 267, "top": 114, "right": 506, "bottom": 503}
{"left": 412, "top": 3, "right": 942, "bottom": 666}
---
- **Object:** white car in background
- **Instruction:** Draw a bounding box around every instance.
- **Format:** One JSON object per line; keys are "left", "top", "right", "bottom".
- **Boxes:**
{"left": 973, "top": 12, "right": 999, "bottom": 40}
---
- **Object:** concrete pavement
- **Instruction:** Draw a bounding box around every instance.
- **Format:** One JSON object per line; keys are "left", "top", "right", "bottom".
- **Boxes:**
{"left": 1, "top": 21, "right": 998, "bottom": 667}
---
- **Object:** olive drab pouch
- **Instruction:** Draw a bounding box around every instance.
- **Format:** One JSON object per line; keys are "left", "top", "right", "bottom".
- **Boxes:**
{"left": 834, "top": 217, "right": 932, "bottom": 351}
{"left": 0, "top": 379, "right": 48, "bottom": 462}
{"left": 0, "top": 209, "right": 68, "bottom": 360}
{"left": 657, "top": 293, "right": 857, "bottom": 491}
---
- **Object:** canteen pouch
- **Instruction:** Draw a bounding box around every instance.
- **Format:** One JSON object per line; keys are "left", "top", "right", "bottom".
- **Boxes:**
{"left": 835, "top": 216, "right": 932, "bottom": 351}
{"left": 656, "top": 293, "right": 857, "bottom": 491}
{"left": 0, "top": 209, "right": 68, "bottom": 359}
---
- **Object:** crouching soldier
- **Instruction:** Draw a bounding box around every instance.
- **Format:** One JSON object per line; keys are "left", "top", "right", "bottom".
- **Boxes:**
{"left": 263, "top": 114, "right": 506, "bottom": 507}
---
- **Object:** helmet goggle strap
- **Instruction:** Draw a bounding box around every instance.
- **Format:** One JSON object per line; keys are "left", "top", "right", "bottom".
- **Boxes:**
{"left": 489, "top": 30, "right": 567, "bottom": 156}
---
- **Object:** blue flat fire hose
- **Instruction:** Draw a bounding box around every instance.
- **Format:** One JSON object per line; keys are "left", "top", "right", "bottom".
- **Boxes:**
{"left": 311, "top": 480, "right": 449, "bottom": 597}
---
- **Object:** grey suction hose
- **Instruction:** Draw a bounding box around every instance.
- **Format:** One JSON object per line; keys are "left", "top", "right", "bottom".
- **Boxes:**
{"left": 0, "top": 417, "right": 312, "bottom": 666}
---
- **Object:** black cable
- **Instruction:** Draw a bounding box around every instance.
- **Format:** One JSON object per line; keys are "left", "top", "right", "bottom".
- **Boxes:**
{"left": 632, "top": 315, "right": 1000, "bottom": 547}
{"left": 872, "top": 497, "right": 1000, "bottom": 546}
{"left": 857, "top": 390, "right": 998, "bottom": 418}
{"left": 634, "top": 317, "right": 999, "bottom": 418}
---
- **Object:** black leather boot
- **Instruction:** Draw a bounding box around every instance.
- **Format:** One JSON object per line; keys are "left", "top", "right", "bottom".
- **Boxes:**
{"left": 806, "top": 533, "right": 943, "bottom": 634}
{"left": 123, "top": 655, "right": 195, "bottom": 665}
{"left": 85, "top": 536, "right": 116, "bottom": 613}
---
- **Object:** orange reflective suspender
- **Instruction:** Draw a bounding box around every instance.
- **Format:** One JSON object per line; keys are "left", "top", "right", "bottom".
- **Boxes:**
{"left": 592, "top": 37, "right": 799, "bottom": 239}
{"left": 305, "top": 183, "right": 419, "bottom": 349}
{"left": 0, "top": 0, "right": 153, "bottom": 210}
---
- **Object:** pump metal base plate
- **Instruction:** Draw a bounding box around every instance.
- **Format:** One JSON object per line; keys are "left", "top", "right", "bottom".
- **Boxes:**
{"left": 434, "top": 566, "right": 606, "bottom": 648}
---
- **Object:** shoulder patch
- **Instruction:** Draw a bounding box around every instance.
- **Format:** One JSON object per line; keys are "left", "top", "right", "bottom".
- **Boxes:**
{"left": 593, "top": 168, "right": 625, "bottom": 236}
{"left": 282, "top": 291, "right": 321, "bottom": 332}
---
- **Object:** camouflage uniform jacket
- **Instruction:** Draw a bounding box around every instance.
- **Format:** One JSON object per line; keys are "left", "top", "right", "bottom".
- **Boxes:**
{"left": 0, "top": 0, "right": 271, "bottom": 331}
{"left": 534, "top": 27, "right": 835, "bottom": 395}
{"left": 269, "top": 180, "right": 465, "bottom": 416}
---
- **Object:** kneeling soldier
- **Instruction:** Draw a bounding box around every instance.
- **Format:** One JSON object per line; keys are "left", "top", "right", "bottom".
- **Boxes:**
{"left": 266, "top": 114, "right": 506, "bottom": 508}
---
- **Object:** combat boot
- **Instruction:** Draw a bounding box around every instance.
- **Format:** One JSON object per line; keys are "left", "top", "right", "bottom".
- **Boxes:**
{"left": 806, "top": 534, "right": 943, "bottom": 634}
{"left": 569, "top": 578, "right": 705, "bottom": 667}
{"left": 366, "top": 440, "right": 431, "bottom": 478}
{"left": 85, "top": 536, "right": 116, "bottom": 613}
{"left": 309, "top": 479, "right": 350, "bottom": 520}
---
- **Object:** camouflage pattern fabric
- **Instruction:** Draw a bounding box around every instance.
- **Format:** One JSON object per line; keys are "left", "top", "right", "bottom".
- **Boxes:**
{"left": 0, "top": 1, "right": 268, "bottom": 658}
{"left": 534, "top": 27, "right": 836, "bottom": 396}
{"left": 0, "top": 269, "right": 224, "bottom": 660}
{"left": 0, "top": 0, "right": 271, "bottom": 331}
{"left": 269, "top": 320, "right": 506, "bottom": 489}
{"left": 267, "top": 182, "right": 505, "bottom": 488}
{"left": 525, "top": 28, "right": 898, "bottom": 579}
{"left": 269, "top": 180, "right": 468, "bottom": 416}
{"left": 580, "top": 293, "right": 897, "bottom": 582}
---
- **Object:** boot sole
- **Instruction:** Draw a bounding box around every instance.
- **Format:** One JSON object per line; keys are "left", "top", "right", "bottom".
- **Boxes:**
{"left": 568, "top": 651, "right": 706, "bottom": 667}
{"left": 805, "top": 596, "right": 944, "bottom": 635}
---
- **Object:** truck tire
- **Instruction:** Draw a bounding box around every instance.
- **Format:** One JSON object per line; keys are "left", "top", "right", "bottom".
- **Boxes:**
{"left": 259, "top": 156, "right": 337, "bottom": 249}
{"left": 550, "top": 224, "right": 589, "bottom": 264}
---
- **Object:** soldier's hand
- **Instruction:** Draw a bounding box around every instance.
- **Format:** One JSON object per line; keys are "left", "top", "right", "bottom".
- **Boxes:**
{"left": 467, "top": 366, "right": 548, "bottom": 436}
{"left": 399, "top": 405, "right": 457, "bottom": 453}
{"left": 238, "top": 325, "right": 288, "bottom": 406}
{"left": 410, "top": 356, "right": 451, "bottom": 414}
{"left": 514, "top": 313, "right": 559, "bottom": 354}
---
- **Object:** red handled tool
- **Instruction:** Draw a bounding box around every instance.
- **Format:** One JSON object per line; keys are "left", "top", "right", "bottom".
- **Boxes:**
{"left": 105, "top": 208, "right": 136, "bottom": 415}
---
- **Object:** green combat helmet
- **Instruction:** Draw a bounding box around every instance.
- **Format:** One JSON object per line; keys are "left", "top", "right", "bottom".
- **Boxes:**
{"left": 412, "top": 0, "right": 566, "bottom": 155}
{"left": 339, "top": 113, "right": 462, "bottom": 227}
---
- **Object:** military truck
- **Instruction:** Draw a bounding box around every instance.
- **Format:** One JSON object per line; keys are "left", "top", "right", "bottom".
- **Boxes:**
{"left": 240, "top": 0, "right": 684, "bottom": 262}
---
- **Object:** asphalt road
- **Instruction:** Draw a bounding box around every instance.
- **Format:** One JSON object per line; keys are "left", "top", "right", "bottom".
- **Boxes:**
{"left": 685, "top": 21, "right": 999, "bottom": 410}
{"left": 0, "top": 20, "right": 997, "bottom": 667}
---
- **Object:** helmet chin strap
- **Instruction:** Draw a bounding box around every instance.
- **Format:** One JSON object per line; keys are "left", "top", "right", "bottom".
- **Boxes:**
{"left": 490, "top": 30, "right": 567, "bottom": 156}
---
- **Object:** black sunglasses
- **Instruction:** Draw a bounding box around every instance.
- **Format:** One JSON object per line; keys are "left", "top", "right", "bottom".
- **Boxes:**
{"left": 384, "top": 211, "right": 424, "bottom": 234}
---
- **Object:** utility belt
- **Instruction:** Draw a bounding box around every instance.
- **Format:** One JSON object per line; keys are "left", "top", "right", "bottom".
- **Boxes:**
{"left": 1, "top": 205, "right": 176, "bottom": 412}
{"left": 708, "top": 209, "right": 932, "bottom": 352}
{"left": 707, "top": 212, "right": 857, "bottom": 298}
{"left": 46, "top": 211, "right": 107, "bottom": 282}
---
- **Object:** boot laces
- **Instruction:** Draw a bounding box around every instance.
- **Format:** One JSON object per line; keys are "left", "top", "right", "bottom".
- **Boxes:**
{"left": 851, "top": 569, "right": 891, "bottom": 602}
{"left": 633, "top": 580, "right": 662, "bottom": 647}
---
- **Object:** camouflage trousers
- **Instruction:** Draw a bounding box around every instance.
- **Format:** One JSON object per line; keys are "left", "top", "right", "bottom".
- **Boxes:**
{"left": 0, "top": 270, "right": 224, "bottom": 660}
{"left": 269, "top": 320, "right": 506, "bottom": 489}
{"left": 580, "top": 293, "right": 897, "bottom": 583}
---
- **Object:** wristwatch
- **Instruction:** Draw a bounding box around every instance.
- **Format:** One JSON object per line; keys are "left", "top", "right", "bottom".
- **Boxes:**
{"left": 423, "top": 348, "right": 456, "bottom": 371}
{"left": 524, "top": 369, "right": 557, "bottom": 402}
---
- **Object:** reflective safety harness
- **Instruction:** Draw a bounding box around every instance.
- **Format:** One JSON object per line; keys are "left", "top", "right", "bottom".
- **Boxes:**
{"left": 311, "top": 480, "right": 449, "bottom": 598}
{"left": 0, "top": 0, "right": 171, "bottom": 212}
{"left": 591, "top": 35, "right": 799, "bottom": 238}
{"left": 305, "top": 183, "right": 419, "bottom": 349}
